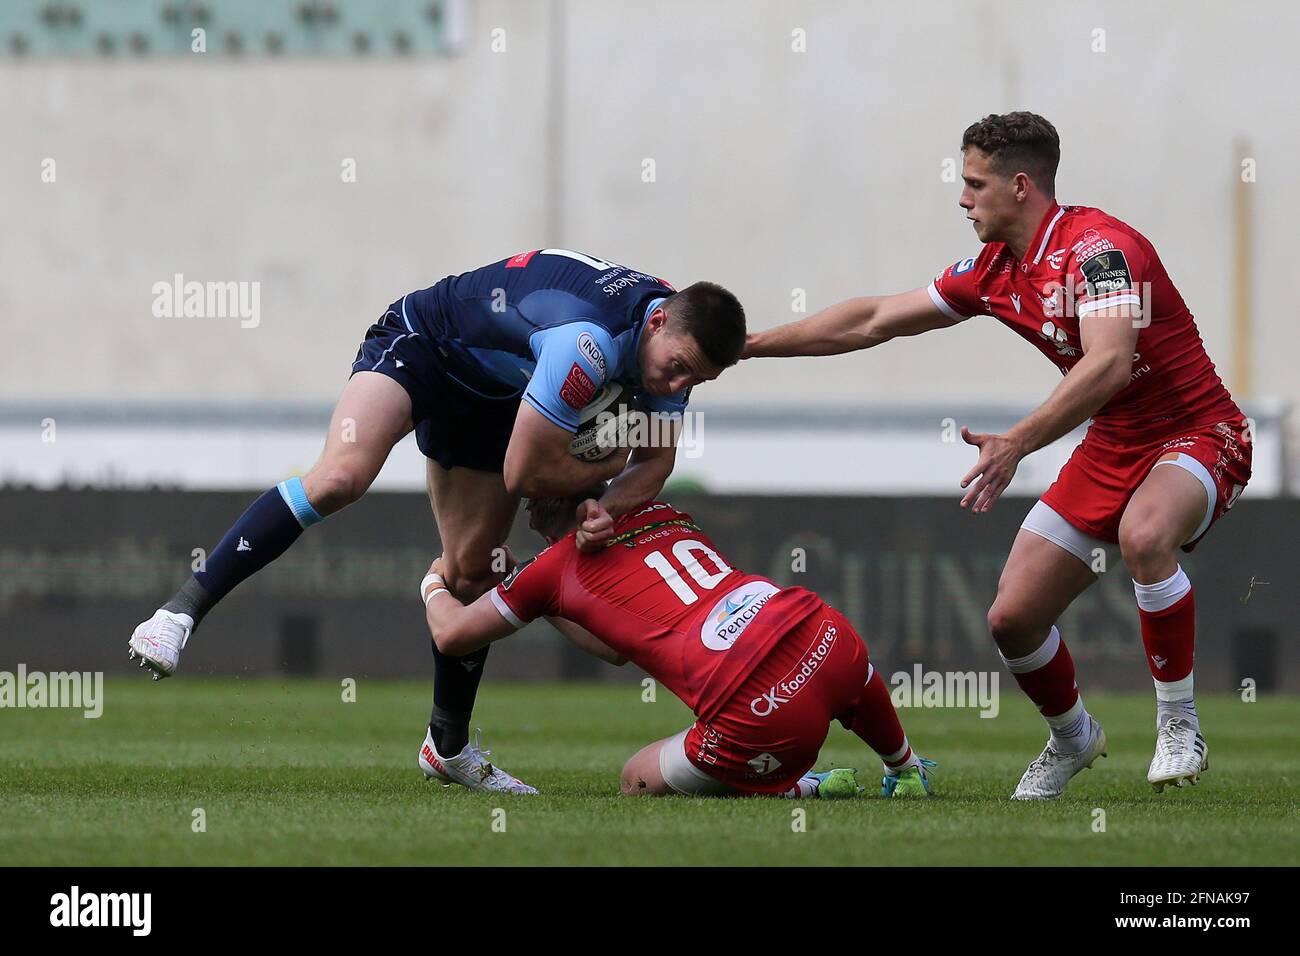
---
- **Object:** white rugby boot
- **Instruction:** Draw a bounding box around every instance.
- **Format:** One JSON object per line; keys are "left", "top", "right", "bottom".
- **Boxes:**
{"left": 1011, "top": 715, "right": 1107, "bottom": 800}
{"left": 127, "top": 609, "right": 194, "bottom": 680}
{"left": 418, "top": 727, "right": 538, "bottom": 795}
{"left": 1147, "top": 716, "right": 1208, "bottom": 792}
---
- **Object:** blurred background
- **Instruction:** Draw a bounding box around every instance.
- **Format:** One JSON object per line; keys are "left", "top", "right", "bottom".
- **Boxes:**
{"left": 1, "top": 0, "right": 1294, "bottom": 689}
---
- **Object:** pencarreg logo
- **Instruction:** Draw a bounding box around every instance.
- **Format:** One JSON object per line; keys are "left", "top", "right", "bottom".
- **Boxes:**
{"left": 50, "top": 886, "right": 151, "bottom": 936}
{"left": 699, "top": 581, "right": 779, "bottom": 651}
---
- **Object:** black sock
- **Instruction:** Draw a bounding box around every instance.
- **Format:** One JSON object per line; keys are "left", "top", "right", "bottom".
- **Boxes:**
{"left": 429, "top": 706, "right": 470, "bottom": 757}
{"left": 162, "top": 577, "right": 217, "bottom": 628}
{"left": 194, "top": 479, "right": 322, "bottom": 605}
{"left": 429, "top": 643, "right": 490, "bottom": 754}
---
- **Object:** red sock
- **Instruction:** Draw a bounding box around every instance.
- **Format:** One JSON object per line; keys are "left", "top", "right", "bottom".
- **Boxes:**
{"left": 1134, "top": 567, "right": 1195, "bottom": 684}
{"left": 1001, "top": 626, "right": 1079, "bottom": 717}
{"left": 843, "top": 666, "right": 910, "bottom": 765}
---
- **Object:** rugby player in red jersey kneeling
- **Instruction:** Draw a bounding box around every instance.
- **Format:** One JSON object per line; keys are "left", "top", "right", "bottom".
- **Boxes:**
{"left": 419, "top": 489, "right": 934, "bottom": 799}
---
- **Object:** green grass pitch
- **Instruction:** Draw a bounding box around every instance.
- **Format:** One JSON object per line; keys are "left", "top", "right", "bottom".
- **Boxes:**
{"left": 1, "top": 679, "right": 1296, "bottom": 866}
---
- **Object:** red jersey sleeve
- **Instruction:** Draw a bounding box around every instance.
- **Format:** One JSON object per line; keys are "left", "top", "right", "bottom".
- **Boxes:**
{"left": 927, "top": 248, "right": 994, "bottom": 321}
{"left": 489, "top": 539, "right": 572, "bottom": 628}
{"left": 1066, "top": 226, "right": 1149, "bottom": 321}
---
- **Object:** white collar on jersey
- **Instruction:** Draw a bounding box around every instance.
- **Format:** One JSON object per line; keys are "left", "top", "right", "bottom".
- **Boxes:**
{"left": 1031, "top": 205, "right": 1067, "bottom": 265}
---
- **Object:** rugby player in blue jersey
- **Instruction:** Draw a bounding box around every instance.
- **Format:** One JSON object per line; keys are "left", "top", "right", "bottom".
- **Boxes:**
{"left": 128, "top": 248, "right": 746, "bottom": 793}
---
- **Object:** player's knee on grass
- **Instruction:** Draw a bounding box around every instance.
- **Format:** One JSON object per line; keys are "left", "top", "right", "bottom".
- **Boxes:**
{"left": 620, "top": 744, "right": 671, "bottom": 796}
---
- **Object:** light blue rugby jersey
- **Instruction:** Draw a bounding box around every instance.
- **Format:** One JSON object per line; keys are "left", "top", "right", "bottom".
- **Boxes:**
{"left": 401, "top": 248, "right": 689, "bottom": 431}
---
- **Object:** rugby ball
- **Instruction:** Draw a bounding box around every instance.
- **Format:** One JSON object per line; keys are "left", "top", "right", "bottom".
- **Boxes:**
{"left": 569, "top": 382, "right": 638, "bottom": 461}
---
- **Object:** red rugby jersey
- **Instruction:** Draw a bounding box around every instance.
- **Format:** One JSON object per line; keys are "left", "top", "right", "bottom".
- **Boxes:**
{"left": 490, "top": 501, "right": 823, "bottom": 722}
{"left": 929, "top": 203, "right": 1242, "bottom": 443}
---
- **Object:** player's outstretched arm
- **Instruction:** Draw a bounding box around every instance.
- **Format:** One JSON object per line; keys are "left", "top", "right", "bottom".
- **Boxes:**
{"left": 1006, "top": 310, "right": 1138, "bottom": 455}
{"left": 422, "top": 562, "right": 516, "bottom": 656}
{"left": 744, "top": 286, "right": 956, "bottom": 358}
{"left": 503, "top": 402, "right": 629, "bottom": 499}
{"left": 958, "top": 311, "right": 1138, "bottom": 513}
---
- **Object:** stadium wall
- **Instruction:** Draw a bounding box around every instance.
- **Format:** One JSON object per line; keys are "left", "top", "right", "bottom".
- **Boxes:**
{"left": 2, "top": 0, "right": 1297, "bottom": 441}
{"left": 1, "top": 491, "right": 1293, "bottom": 692}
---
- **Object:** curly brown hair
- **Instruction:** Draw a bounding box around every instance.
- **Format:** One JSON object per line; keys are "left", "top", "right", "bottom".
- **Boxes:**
{"left": 961, "top": 112, "right": 1060, "bottom": 196}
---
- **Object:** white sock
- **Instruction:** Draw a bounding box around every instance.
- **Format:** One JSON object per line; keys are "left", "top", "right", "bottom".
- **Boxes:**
{"left": 1157, "top": 698, "right": 1199, "bottom": 731}
{"left": 783, "top": 776, "right": 819, "bottom": 799}
{"left": 1153, "top": 671, "right": 1198, "bottom": 731}
{"left": 881, "top": 739, "right": 917, "bottom": 776}
{"left": 1044, "top": 697, "right": 1091, "bottom": 754}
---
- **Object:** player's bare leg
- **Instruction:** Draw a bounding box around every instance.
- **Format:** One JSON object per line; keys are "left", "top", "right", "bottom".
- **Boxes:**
{"left": 416, "top": 459, "right": 537, "bottom": 792}
{"left": 620, "top": 739, "right": 680, "bottom": 796}
{"left": 129, "top": 372, "right": 413, "bottom": 679}
{"left": 299, "top": 371, "right": 416, "bottom": 514}
{"left": 621, "top": 734, "right": 851, "bottom": 799}
{"left": 991, "top": 522, "right": 1109, "bottom": 799}
{"left": 1119, "top": 459, "right": 1212, "bottom": 791}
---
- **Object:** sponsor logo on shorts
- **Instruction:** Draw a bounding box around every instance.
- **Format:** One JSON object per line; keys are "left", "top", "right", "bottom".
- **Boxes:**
{"left": 577, "top": 332, "right": 606, "bottom": 375}
{"left": 693, "top": 725, "right": 723, "bottom": 767}
{"left": 559, "top": 362, "right": 598, "bottom": 410}
{"left": 700, "top": 582, "right": 779, "bottom": 652}
{"left": 749, "top": 619, "right": 838, "bottom": 717}
{"left": 747, "top": 752, "right": 781, "bottom": 776}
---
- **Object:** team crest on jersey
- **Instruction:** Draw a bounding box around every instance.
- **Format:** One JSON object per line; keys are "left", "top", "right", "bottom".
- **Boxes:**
{"left": 1071, "top": 228, "right": 1115, "bottom": 263}
{"left": 1080, "top": 249, "right": 1133, "bottom": 296}
{"left": 577, "top": 331, "right": 606, "bottom": 375}
{"left": 560, "top": 362, "right": 598, "bottom": 409}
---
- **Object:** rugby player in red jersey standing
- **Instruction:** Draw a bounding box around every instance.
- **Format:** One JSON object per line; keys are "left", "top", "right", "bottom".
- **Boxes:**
{"left": 420, "top": 490, "right": 935, "bottom": 799}
{"left": 745, "top": 112, "right": 1250, "bottom": 799}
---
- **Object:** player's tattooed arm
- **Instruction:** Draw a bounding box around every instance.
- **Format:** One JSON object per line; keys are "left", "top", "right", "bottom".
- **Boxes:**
{"left": 743, "top": 287, "right": 955, "bottom": 358}
{"left": 960, "top": 313, "right": 1138, "bottom": 513}
{"left": 504, "top": 402, "right": 630, "bottom": 499}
